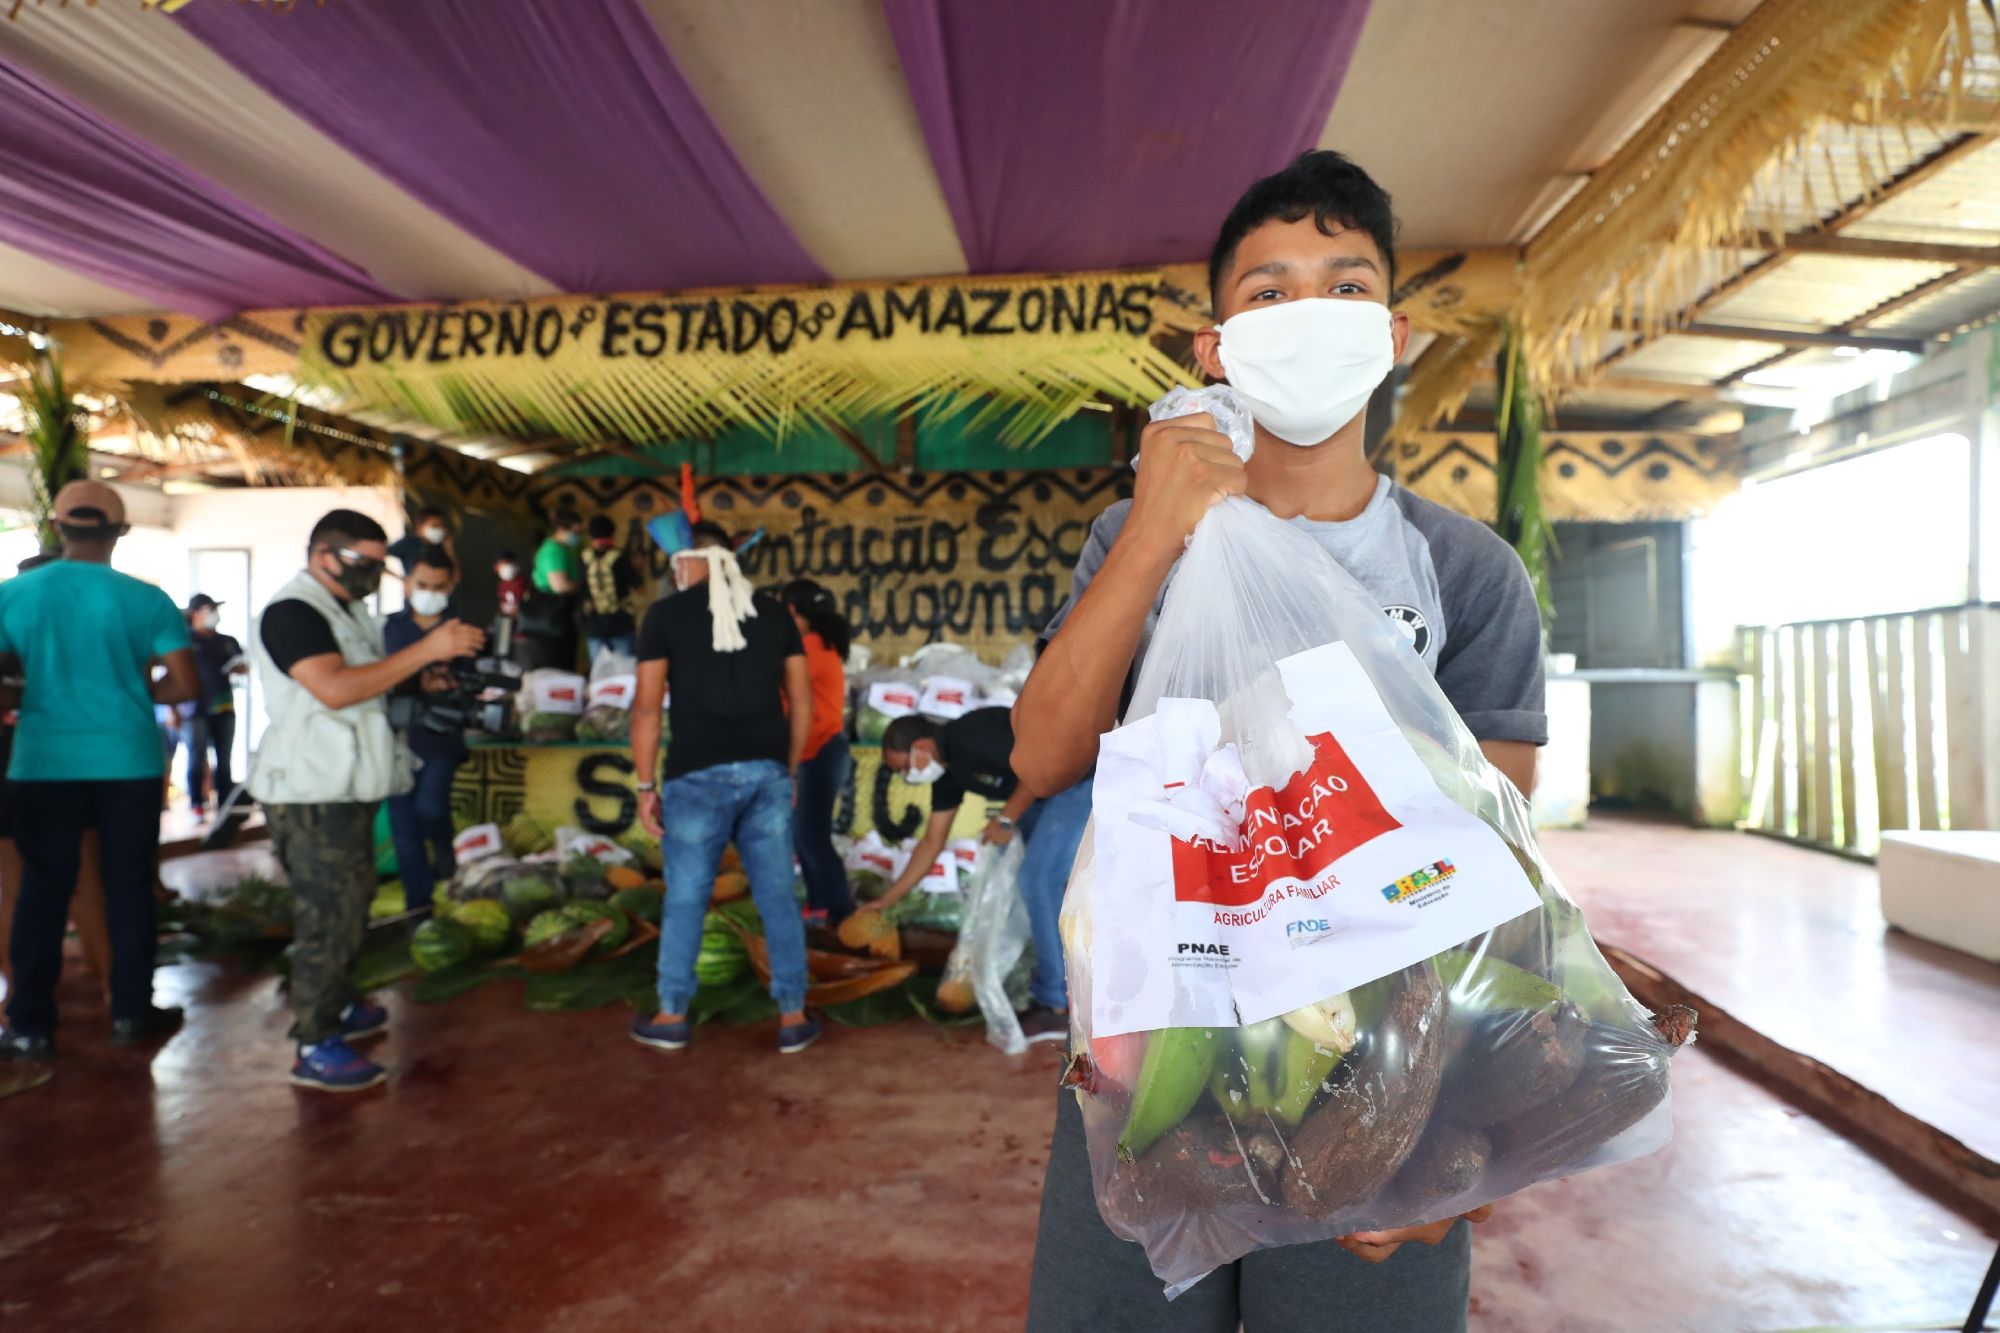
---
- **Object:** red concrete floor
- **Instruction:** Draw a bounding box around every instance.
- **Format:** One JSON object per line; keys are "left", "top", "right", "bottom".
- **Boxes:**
{"left": 3, "top": 949, "right": 1995, "bottom": 1332}
{"left": 1541, "top": 814, "right": 2000, "bottom": 1172}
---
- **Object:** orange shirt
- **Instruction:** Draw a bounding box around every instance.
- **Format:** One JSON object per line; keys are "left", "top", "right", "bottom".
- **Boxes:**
{"left": 800, "top": 631, "right": 847, "bottom": 760}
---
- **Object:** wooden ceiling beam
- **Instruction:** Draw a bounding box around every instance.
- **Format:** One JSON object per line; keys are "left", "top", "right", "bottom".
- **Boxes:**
{"left": 828, "top": 422, "right": 887, "bottom": 473}
{"left": 1735, "top": 231, "right": 2000, "bottom": 267}
{"left": 1607, "top": 317, "right": 1927, "bottom": 354}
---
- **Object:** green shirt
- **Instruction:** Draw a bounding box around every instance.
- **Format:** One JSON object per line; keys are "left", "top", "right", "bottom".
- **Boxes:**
{"left": 0, "top": 562, "right": 190, "bottom": 781}
{"left": 532, "top": 536, "right": 583, "bottom": 593}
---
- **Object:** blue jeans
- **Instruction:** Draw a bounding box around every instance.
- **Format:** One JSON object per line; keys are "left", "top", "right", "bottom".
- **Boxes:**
{"left": 387, "top": 753, "right": 461, "bottom": 910}
{"left": 793, "top": 736, "right": 853, "bottom": 921}
{"left": 1015, "top": 778, "right": 1092, "bottom": 1010}
{"left": 586, "top": 632, "right": 637, "bottom": 666}
{"left": 656, "top": 759, "right": 807, "bottom": 1015}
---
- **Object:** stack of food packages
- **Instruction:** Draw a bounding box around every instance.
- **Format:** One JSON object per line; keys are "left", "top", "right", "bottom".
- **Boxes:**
{"left": 519, "top": 652, "right": 669, "bottom": 745}
{"left": 849, "top": 642, "right": 1033, "bottom": 744}
{"left": 840, "top": 830, "right": 982, "bottom": 938}
{"left": 410, "top": 817, "right": 663, "bottom": 971}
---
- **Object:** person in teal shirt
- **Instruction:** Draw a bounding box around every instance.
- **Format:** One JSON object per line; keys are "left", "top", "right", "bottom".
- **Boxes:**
{"left": 0, "top": 482, "right": 197, "bottom": 1062}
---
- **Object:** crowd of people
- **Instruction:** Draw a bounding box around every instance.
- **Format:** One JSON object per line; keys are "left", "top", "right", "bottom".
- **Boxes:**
{"left": 0, "top": 149, "right": 1554, "bottom": 1328}
{"left": 0, "top": 488, "right": 1081, "bottom": 1086}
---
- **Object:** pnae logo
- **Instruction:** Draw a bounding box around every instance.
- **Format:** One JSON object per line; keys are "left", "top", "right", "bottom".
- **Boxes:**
{"left": 1285, "top": 918, "right": 1332, "bottom": 948}
{"left": 1176, "top": 942, "right": 1231, "bottom": 957}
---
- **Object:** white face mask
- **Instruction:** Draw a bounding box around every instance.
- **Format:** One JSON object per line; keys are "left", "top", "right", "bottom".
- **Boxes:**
{"left": 195, "top": 610, "right": 220, "bottom": 631}
{"left": 905, "top": 759, "right": 947, "bottom": 786}
{"left": 496, "top": 563, "right": 518, "bottom": 581}
{"left": 1215, "top": 299, "right": 1396, "bottom": 446}
{"left": 409, "top": 589, "right": 450, "bottom": 616}
{"left": 420, "top": 524, "right": 448, "bottom": 544}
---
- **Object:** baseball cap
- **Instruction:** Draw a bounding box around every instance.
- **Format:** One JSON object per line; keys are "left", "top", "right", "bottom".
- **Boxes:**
{"left": 187, "top": 593, "right": 223, "bottom": 613}
{"left": 52, "top": 480, "right": 128, "bottom": 535}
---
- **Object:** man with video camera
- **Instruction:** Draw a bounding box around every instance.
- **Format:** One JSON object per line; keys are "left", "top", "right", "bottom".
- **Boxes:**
{"left": 250, "top": 510, "right": 483, "bottom": 1092}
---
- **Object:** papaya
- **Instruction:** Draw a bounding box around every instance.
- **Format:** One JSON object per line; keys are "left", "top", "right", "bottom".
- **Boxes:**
{"left": 605, "top": 865, "right": 647, "bottom": 893}
{"left": 710, "top": 871, "right": 750, "bottom": 904}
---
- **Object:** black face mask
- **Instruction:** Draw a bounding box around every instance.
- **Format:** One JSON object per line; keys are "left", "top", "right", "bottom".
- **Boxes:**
{"left": 321, "top": 549, "right": 384, "bottom": 601}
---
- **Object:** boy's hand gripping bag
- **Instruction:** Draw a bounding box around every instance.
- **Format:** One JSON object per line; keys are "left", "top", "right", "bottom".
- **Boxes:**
{"left": 1059, "top": 496, "right": 1695, "bottom": 1294}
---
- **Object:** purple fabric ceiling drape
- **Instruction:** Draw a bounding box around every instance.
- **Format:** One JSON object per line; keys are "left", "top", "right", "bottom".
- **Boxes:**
{"left": 0, "top": 56, "right": 393, "bottom": 320}
{"left": 177, "top": 0, "right": 822, "bottom": 295}
{"left": 881, "top": 0, "right": 1371, "bottom": 274}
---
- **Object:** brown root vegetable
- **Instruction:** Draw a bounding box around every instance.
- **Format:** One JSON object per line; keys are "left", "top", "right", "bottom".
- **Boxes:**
{"left": 1487, "top": 1021, "right": 1673, "bottom": 1182}
{"left": 1389, "top": 1121, "right": 1491, "bottom": 1215}
{"left": 1104, "top": 1115, "right": 1285, "bottom": 1224}
{"left": 1440, "top": 1001, "right": 1589, "bottom": 1126}
{"left": 1278, "top": 964, "right": 1446, "bottom": 1219}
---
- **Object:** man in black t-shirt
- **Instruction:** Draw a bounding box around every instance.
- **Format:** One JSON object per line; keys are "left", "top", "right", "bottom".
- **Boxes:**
{"left": 627, "top": 522, "right": 818, "bottom": 1056}
{"left": 868, "top": 707, "right": 1090, "bottom": 1044}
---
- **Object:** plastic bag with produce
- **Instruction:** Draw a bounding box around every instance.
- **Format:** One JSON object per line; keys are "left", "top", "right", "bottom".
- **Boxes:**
{"left": 1062, "top": 495, "right": 1694, "bottom": 1294}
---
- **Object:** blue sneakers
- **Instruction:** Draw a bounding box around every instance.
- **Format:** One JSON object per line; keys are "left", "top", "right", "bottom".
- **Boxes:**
{"left": 629, "top": 1013, "right": 691, "bottom": 1051}
{"left": 340, "top": 999, "right": 389, "bottom": 1042}
{"left": 777, "top": 1015, "right": 821, "bottom": 1055}
{"left": 290, "top": 1036, "right": 387, "bottom": 1092}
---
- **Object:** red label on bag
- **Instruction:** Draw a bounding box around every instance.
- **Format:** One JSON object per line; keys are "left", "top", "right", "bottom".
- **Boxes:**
{"left": 1169, "top": 733, "right": 1400, "bottom": 909}
{"left": 550, "top": 686, "right": 579, "bottom": 703}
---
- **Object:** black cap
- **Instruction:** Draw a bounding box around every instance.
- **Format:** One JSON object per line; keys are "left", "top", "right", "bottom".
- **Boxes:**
{"left": 187, "top": 593, "right": 222, "bottom": 613}
{"left": 587, "top": 514, "right": 615, "bottom": 540}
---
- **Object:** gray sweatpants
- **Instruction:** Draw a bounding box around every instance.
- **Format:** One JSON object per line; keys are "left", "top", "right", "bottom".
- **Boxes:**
{"left": 1026, "top": 1089, "right": 1471, "bottom": 1332}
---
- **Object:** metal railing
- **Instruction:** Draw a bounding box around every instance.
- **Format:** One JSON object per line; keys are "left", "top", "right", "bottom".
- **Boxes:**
{"left": 1738, "top": 603, "right": 1999, "bottom": 855}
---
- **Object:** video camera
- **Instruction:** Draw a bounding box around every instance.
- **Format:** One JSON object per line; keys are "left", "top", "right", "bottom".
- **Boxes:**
{"left": 389, "top": 655, "right": 524, "bottom": 738}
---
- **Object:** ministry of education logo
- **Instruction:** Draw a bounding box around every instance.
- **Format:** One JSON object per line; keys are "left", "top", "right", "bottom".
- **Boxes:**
{"left": 1383, "top": 604, "right": 1431, "bottom": 657}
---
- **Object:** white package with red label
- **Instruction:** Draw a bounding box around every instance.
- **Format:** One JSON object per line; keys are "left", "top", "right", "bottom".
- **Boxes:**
{"left": 1085, "top": 640, "right": 1539, "bottom": 1038}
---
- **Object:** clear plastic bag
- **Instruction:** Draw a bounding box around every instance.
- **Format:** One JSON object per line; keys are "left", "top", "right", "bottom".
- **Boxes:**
{"left": 1060, "top": 496, "right": 1694, "bottom": 1293}
{"left": 958, "top": 839, "right": 1031, "bottom": 1054}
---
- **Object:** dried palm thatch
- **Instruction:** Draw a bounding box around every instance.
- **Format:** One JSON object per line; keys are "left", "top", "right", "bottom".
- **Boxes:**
{"left": 1394, "top": 0, "right": 1992, "bottom": 438}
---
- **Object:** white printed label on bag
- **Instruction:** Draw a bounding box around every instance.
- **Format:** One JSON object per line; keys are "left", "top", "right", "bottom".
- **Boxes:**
{"left": 920, "top": 850, "right": 960, "bottom": 894}
{"left": 866, "top": 681, "right": 921, "bottom": 718}
{"left": 528, "top": 672, "right": 587, "bottom": 716}
{"left": 454, "top": 823, "right": 504, "bottom": 863}
{"left": 1086, "top": 640, "right": 1542, "bottom": 1038}
{"left": 917, "top": 675, "right": 975, "bottom": 719}
{"left": 587, "top": 675, "right": 637, "bottom": 710}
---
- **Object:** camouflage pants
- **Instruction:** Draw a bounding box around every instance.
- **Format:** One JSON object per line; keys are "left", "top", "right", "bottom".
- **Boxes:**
{"left": 267, "top": 802, "right": 377, "bottom": 1044}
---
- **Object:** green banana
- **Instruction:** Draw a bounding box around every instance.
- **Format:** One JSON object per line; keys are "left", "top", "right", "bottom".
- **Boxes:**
{"left": 1207, "top": 1018, "right": 1286, "bottom": 1123}
{"left": 1272, "top": 1025, "right": 1345, "bottom": 1126}
{"left": 1432, "top": 947, "right": 1563, "bottom": 1013}
{"left": 1116, "top": 1026, "right": 1221, "bottom": 1160}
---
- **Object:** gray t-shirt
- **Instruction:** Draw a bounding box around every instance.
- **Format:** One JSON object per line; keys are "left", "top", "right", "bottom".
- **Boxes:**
{"left": 1043, "top": 475, "right": 1548, "bottom": 745}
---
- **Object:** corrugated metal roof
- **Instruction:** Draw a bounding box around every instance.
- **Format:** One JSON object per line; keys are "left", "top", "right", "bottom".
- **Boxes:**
{"left": 1742, "top": 122, "right": 1954, "bottom": 234}
{"left": 1614, "top": 334, "right": 1778, "bottom": 381}
{"left": 1841, "top": 135, "right": 2000, "bottom": 247}
{"left": 1705, "top": 252, "right": 1958, "bottom": 328}
{"left": 1865, "top": 266, "right": 2000, "bottom": 336}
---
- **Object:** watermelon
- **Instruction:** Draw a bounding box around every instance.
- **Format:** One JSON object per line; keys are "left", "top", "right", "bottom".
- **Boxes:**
{"left": 523, "top": 909, "right": 574, "bottom": 949}
{"left": 410, "top": 917, "right": 476, "bottom": 972}
{"left": 561, "top": 853, "right": 614, "bottom": 902}
{"left": 611, "top": 886, "right": 663, "bottom": 925}
{"left": 448, "top": 899, "right": 514, "bottom": 954}
{"left": 695, "top": 911, "right": 749, "bottom": 985}
{"left": 501, "top": 870, "right": 564, "bottom": 919}
{"left": 560, "top": 900, "right": 630, "bottom": 953}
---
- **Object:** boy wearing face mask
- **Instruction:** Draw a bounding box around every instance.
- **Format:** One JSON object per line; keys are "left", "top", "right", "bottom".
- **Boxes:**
{"left": 251, "top": 511, "right": 485, "bottom": 1091}
{"left": 183, "top": 593, "right": 246, "bottom": 816}
{"left": 382, "top": 548, "right": 470, "bottom": 913}
{"left": 1015, "top": 152, "right": 1546, "bottom": 1329}
{"left": 386, "top": 505, "right": 454, "bottom": 583}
